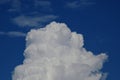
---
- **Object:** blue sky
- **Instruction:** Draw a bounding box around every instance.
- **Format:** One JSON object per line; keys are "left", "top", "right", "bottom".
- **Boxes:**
{"left": 0, "top": 0, "right": 120, "bottom": 80}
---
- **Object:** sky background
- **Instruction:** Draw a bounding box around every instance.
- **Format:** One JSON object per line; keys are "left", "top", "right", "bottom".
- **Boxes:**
{"left": 0, "top": 0, "right": 120, "bottom": 80}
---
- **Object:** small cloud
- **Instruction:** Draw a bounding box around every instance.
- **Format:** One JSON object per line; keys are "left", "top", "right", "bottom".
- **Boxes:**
{"left": 13, "top": 15, "right": 58, "bottom": 27}
{"left": 0, "top": 31, "right": 26, "bottom": 37}
{"left": 66, "top": 0, "right": 96, "bottom": 9}
{"left": 7, "top": 31, "right": 26, "bottom": 37}
{"left": 66, "top": 1, "right": 81, "bottom": 8}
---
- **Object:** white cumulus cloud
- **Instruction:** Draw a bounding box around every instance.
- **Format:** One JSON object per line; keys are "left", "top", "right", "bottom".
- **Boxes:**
{"left": 12, "top": 22, "right": 108, "bottom": 80}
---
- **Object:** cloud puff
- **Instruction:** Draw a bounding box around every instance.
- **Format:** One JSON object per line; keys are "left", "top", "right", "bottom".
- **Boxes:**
{"left": 12, "top": 22, "right": 108, "bottom": 80}
{"left": 0, "top": 31, "right": 26, "bottom": 37}
{"left": 66, "top": 0, "right": 95, "bottom": 9}
{"left": 13, "top": 15, "right": 58, "bottom": 27}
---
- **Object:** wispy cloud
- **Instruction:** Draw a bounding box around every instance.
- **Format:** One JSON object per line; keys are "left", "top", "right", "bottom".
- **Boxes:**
{"left": 0, "top": 0, "right": 21, "bottom": 12}
{"left": 9, "top": 0, "right": 21, "bottom": 12}
{"left": 66, "top": 0, "right": 96, "bottom": 9}
{"left": 34, "top": 0, "right": 52, "bottom": 11}
{"left": 0, "top": 31, "right": 26, "bottom": 37}
{"left": 13, "top": 15, "right": 58, "bottom": 27}
{"left": 35, "top": 0, "right": 51, "bottom": 7}
{"left": 0, "top": 0, "right": 10, "bottom": 4}
{"left": 8, "top": 0, "right": 52, "bottom": 13}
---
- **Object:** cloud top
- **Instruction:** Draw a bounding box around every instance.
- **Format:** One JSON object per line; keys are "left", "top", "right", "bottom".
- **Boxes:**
{"left": 12, "top": 22, "right": 107, "bottom": 80}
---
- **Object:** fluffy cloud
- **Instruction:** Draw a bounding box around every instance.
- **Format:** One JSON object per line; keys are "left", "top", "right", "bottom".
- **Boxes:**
{"left": 12, "top": 22, "right": 107, "bottom": 80}
{"left": 13, "top": 15, "right": 58, "bottom": 27}
{"left": 0, "top": 31, "right": 26, "bottom": 37}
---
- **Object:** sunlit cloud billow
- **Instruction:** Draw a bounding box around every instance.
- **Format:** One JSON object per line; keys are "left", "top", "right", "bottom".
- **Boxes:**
{"left": 12, "top": 22, "right": 108, "bottom": 80}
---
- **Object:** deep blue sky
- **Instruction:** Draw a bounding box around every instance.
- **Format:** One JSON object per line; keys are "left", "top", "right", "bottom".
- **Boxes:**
{"left": 0, "top": 0, "right": 120, "bottom": 80}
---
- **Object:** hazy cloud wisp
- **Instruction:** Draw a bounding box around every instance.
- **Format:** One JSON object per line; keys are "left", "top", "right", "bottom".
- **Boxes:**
{"left": 0, "top": 31, "right": 26, "bottom": 37}
{"left": 0, "top": 0, "right": 10, "bottom": 4}
{"left": 34, "top": 0, "right": 52, "bottom": 11}
{"left": 66, "top": 0, "right": 96, "bottom": 9}
{"left": 13, "top": 15, "right": 58, "bottom": 27}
